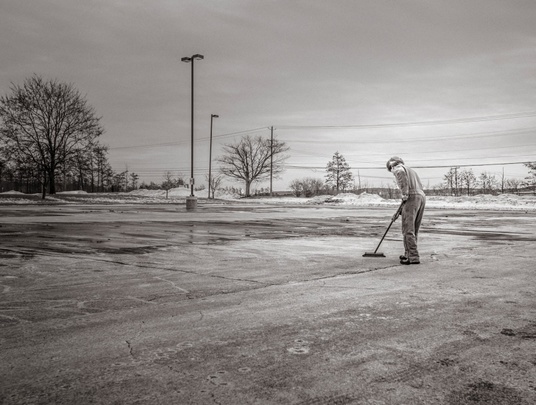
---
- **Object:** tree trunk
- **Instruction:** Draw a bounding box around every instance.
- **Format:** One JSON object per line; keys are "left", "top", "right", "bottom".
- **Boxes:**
{"left": 245, "top": 180, "right": 251, "bottom": 197}
{"left": 90, "top": 171, "right": 95, "bottom": 193}
{"left": 42, "top": 171, "right": 47, "bottom": 199}
{"left": 48, "top": 169, "right": 56, "bottom": 195}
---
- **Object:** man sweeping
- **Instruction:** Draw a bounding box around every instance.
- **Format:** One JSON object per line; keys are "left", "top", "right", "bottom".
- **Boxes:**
{"left": 387, "top": 157, "right": 426, "bottom": 265}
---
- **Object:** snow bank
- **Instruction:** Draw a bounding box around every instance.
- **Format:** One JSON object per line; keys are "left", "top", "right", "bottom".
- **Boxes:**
{"left": 57, "top": 190, "right": 88, "bottom": 195}
{"left": 0, "top": 190, "right": 25, "bottom": 195}
{"left": 308, "top": 192, "right": 387, "bottom": 206}
{"left": 167, "top": 187, "right": 192, "bottom": 197}
{"left": 303, "top": 192, "right": 536, "bottom": 211}
{"left": 129, "top": 189, "right": 167, "bottom": 197}
{"left": 426, "top": 194, "right": 536, "bottom": 210}
{"left": 129, "top": 187, "right": 191, "bottom": 198}
{"left": 1, "top": 189, "right": 535, "bottom": 210}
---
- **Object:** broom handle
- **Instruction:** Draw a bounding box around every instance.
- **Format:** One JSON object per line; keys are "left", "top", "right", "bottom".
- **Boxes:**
{"left": 372, "top": 201, "right": 405, "bottom": 254}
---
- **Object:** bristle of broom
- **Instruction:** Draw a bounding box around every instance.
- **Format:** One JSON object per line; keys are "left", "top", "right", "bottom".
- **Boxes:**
{"left": 362, "top": 252, "right": 386, "bottom": 257}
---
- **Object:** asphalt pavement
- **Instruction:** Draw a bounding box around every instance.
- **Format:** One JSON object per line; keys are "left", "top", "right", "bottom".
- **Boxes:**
{"left": 0, "top": 202, "right": 535, "bottom": 404}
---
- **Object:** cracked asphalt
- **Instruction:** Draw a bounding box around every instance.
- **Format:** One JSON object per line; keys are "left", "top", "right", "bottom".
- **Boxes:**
{"left": 0, "top": 202, "right": 535, "bottom": 404}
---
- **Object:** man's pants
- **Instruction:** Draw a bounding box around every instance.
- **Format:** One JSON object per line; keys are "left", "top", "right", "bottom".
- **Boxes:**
{"left": 402, "top": 194, "right": 426, "bottom": 262}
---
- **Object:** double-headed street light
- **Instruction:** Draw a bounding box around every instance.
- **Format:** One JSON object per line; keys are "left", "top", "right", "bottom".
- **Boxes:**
{"left": 208, "top": 114, "right": 219, "bottom": 199}
{"left": 181, "top": 53, "right": 204, "bottom": 209}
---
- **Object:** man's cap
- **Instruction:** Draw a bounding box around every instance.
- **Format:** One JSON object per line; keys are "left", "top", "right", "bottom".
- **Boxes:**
{"left": 386, "top": 156, "right": 404, "bottom": 172}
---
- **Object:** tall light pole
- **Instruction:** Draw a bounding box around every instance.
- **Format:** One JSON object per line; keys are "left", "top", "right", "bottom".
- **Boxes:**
{"left": 270, "top": 126, "right": 273, "bottom": 197}
{"left": 181, "top": 53, "right": 204, "bottom": 210}
{"left": 208, "top": 114, "right": 219, "bottom": 199}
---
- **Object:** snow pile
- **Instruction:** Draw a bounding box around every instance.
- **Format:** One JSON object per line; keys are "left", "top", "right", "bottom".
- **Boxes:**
{"left": 305, "top": 192, "right": 536, "bottom": 211}
{"left": 0, "top": 197, "right": 32, "bottom": 204}
{"left": 129, "top": 187, "right": 191, "bottom": 198}
{"left": 1, "top": 189, "right": 535, "bottom": 210}
{"left": 308, "top": 192, "right": 386, "bottom": 206}
{"left": 426, "top": 194, "right": 536, "bottom": 210}
{"left": 0, "top": 190, "right": 25, "bottom": 195}
{"left": 129, "top": 189, "right": 167, "bottom": 198}
{"left": 57, "top": 190, "right": 88, "bottom": 195}
{"left": 167, "top": 187, "right": 193, "bottom": 197}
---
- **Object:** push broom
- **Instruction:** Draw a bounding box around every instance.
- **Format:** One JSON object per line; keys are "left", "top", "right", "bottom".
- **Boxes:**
{"left": 363, "top": 201, "right": 405, "bottom": 258}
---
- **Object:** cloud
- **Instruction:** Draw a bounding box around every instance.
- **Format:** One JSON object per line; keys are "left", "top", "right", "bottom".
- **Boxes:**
{"left": 1, "top": 0, "right": 535, "bottom": 186}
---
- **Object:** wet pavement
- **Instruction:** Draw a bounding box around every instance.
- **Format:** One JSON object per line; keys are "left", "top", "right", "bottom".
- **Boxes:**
{"left": 0, "top": 202, "right": 535, "bottom": 404}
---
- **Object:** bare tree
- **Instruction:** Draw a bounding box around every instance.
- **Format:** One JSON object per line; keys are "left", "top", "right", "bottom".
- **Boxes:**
{"left": 443, "top": 167, "right": 461, "bottom": 196}
{"left": 305, "top": 177, "right": 325, "bottom": 196}
{"left": 218, "top": 135, "right": 289, "bottom": 197}
{"left": 161, "top": 171, "right": 178, "bottom": 199}
{"left": 0, "top": 139, "right": 7, "bottom": 191}
{"left": 113, "top": 170, "right": 128, "bottom": 192}
{"left": 479, "top": 172, "right": 498, "bottom": 194}
{"left": 505, "top": 178, "right": 522, "bottom": 193}
{"left": 205, "top": 173, "right": 223, "bottom": 199}
{"left": 459, "top": 168, "right": 476, "bottom": 196}
{"left": 289, "top": 177, "right": 325, "bottom": 197}
{"left": 289, "top": 178, "right": 303, "bottom": 197}
{"left": 92, "top": 145, "right": 110, "bottom": 192}
{"left": 524, "top": 162, "right": 536, "bottom": 189}
{"left": 130, "top": 172, "right": 139, "bottom": 190}
{"left": 79, "top": 142, "right": 110, "bottom": 193}
{"left": 0, "top": 75, "right": 104, "bottom": 198}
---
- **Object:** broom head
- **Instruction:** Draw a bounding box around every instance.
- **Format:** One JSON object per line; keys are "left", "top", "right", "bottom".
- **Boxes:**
{"left": 362, "top": 252, "right": 386, "bottom": 257}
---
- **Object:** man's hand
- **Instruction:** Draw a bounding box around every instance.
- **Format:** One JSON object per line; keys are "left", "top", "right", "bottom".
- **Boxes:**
{"left": 392, "top": 200, "right": 406, "bottom": 221}
{"left": 402, "top": 194, "right": 409, "bottom": 201}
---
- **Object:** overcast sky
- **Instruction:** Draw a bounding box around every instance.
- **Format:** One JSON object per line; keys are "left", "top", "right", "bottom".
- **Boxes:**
{"left": 1, "top": 0, "right": 535, "bottom": 190}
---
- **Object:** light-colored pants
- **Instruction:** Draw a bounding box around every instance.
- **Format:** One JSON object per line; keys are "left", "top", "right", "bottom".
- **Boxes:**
{"left": 402, "top": 194, "right": 426, "bottom": 262}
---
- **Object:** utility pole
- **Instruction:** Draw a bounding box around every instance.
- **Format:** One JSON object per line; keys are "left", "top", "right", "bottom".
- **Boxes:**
{"left": 208, "top": 114, "right": 218, "bottom": 199}
{"left": 501, "top": 167, "right": 505, "bottom": 194}
{"left": 454, "top": 166, "right": 459, "bottom": 197}
{"left": 337, "top": 157, "right": 340, "bottom": 194}
{"left": 270, "top": 126, "right": 273, "bottom": 197}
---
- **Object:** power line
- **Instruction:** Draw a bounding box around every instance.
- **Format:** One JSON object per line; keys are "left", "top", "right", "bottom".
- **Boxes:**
{"left": 199, "top": 127, "right": 269, "bottom": 141}
{"left": 121, "top": 158, "right": 535, "bottom": 174}
{"left": 277, "top": 111, "right": 536, "bottom": 130}
{"left": 290, "top": 144, "right": 536, "bottom": 162}
{"left": 108, "top": 127, "right": 269, "bottom": 151}
{"left": 283, "top": 160, "right": 534, "bottom": 171}
{"left": 285, "top": 127, "right": 536, "bottom": 145}
{"left": 107, "top": 111, "right": 536, "bottom": 151}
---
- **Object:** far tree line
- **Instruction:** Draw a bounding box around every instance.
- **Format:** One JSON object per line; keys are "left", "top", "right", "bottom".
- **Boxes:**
{"left": 0, "top": 75, "right": 290, "bottom": 199}
{"left": 0, "top": 75, "right": 122, "bottom": 198}
{"left": 289, "top": 157, "right": 536, "bottom": 198}
{"left": 434, "top": 166, "right": 532, "bottom": 196}
{"left": 1, "top": 75, "right": 535, "bottom": 199}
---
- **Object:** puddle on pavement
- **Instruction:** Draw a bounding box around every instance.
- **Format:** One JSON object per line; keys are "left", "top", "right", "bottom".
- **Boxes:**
{"left": 1, "top": 211, "right": 534, "bottom": 258}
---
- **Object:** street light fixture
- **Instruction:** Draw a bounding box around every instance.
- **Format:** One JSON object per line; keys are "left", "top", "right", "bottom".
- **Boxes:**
{"left": 181, "top": 53, "right": 204, "bottom": 210}
{"left": 208, "top": 114, "right": 219, "bottom": 199}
